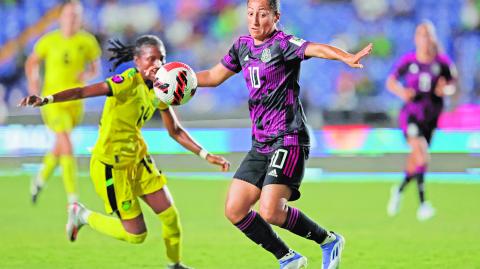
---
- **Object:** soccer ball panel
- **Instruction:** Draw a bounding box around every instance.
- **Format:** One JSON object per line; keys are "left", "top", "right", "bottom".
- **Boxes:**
{"left": 154, "top": 62, "right": 197, "bottom": 106}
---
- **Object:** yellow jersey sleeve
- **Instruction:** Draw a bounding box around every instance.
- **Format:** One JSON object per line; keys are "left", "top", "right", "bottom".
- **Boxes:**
{"left": 105, "top": 68, "right": 139, "bottom": 99}
{"left": 158, "top": 101, "right": 169, "bottom": 110}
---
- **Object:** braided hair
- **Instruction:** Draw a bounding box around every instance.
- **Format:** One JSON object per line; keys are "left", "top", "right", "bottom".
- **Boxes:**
{"left": 108, "top": 35, "right": 166, "bottom": 71}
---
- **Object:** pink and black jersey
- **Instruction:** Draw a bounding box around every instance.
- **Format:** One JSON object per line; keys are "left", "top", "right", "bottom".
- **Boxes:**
{"left": 221, "top": 30, "right": 311, "bottom": 153}
{"left": 390, "top": 52, "right": 456, "bottom": 141}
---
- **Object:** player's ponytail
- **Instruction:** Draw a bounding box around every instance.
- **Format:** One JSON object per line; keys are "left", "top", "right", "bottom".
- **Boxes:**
{"left": 108, "top": 39, "right": 134, "bottom": 71}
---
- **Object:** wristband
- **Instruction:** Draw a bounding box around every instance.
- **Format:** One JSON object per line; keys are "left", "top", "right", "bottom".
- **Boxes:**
{"left": 199, "top": 149, "right": 209, "bottom": 160}
{"left": 43, "top": 95, "right": 54, "bottom": 105}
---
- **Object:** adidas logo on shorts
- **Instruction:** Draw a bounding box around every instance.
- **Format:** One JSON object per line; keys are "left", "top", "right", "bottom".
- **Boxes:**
{"left": 268, "top": 169, "right": 278, "bottom": 177}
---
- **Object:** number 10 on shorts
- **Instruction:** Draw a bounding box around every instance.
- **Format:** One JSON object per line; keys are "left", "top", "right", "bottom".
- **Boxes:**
{"left": 270, "top": 149, "right": 288, "bottom": 169}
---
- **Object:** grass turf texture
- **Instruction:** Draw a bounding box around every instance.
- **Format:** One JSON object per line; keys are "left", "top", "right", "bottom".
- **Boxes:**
{"left": 1, "top": 174, "right": 479, "bottom": 269}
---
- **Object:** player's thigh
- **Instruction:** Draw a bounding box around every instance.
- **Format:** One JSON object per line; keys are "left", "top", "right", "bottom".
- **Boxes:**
{"left": 258, "top": 184, "right": 292, "bottom": 225}
{"left": 225, "top": 179, "right": 261, "bottom": 222}
{"left": 227, "top": 150, "right": 268, "bottom": 221}
{"left": 135, "top": 155, "right": 168, "bottom": 199}
{"left": 121, "top": 214, "right": 147, "bottom": 234}
{"left": 142, "top": 186, "right": 173, "bottom": 214}
{"left": 89, "top": 156, "right": 142, "bottom": 220}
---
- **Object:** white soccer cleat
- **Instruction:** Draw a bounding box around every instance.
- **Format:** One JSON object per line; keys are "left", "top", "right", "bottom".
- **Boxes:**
{"left": 387, "top": 185, "right": 402, "bottom": 217}
{"left": 417, "top": 201, "right": 435, "bottom": 221}
{"left": 66, "top": 202, "right": 86, "bottom": 242}
{"left": 321, "top": 233, "right": 344, "bottom": 269}
{"left": 279, "top": 250, "right": 308, "bottom": 269}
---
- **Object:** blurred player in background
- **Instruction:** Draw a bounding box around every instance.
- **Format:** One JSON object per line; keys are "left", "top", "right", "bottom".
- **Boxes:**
{"left": 195, "top": 0, "right": 371, "bottom": 268}
{"left": 386, "top": 21, "right": 457, "bottom": 221}
{"left": 25, "top": 0, "right": 101, "bottom": 204}
{"left": 20, "top": 35, "right": 230, "bottom": 269}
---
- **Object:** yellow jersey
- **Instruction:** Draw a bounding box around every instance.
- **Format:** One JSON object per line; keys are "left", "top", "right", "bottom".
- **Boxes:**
{"left": 93, "top": 68, "right": 169, "bottom": 167}
{"left": 34, "top": 29, "right": 101, "bottom": 95}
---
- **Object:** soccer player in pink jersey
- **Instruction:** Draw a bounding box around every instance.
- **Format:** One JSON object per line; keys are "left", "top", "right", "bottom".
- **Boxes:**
{"left": 386, "top": 21, "right": 457, "bottom": 221}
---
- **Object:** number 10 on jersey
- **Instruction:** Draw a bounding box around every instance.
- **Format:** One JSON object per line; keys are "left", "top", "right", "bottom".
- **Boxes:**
{"left": 248, "top": 66, "right": 261, "bottom": 88}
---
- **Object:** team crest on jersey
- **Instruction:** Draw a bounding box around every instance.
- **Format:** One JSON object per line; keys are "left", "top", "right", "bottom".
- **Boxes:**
{"left": 112, "top": 75, "right": 124, "bottom": 84}
{"left": 289, "top": 36, "right": 306, "bottom": 47}
{"left": 409, "top": 63, "right": 419, "bottom": 74}
{"left": 261, "top": 48, "right": 271, "bottom": 63}
{"left": 122, "top": 200, "right": 132, "bottom": 211}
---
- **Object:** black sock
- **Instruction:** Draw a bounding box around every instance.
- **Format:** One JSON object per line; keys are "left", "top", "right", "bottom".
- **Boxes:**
{"left": 281, "top": 207, "right": 328, "bottom": 245}
{"left": 399, "top": 173, "right": 415, "bottom": 192}
{"left": 234, "top": 210, "right": 290, "bottom": 259}
{"left": 416, "top": 173, "right": 425, "bottom": 203}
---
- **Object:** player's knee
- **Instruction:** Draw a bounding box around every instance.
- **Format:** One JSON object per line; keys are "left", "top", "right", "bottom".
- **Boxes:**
{"left": 258, "top": 207, "right": 282, "bottom": 225}
{"left": 125, "top": 231, "right": 147, "bottom": 244}
{"left": 224, "top": 204, "right": 248, "bottom": 224}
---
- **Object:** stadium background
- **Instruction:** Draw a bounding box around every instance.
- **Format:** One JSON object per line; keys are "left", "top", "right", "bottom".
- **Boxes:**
{"left": 0, "top": 0, "right": 479, "bottom": 268}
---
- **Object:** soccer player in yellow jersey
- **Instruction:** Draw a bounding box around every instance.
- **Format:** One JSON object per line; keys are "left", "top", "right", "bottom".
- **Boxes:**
{"left": 20, "top": 35, "right": 230, "bottom": 269}
{"left": 25, "top": 1, "right": 101, "bottom": 204}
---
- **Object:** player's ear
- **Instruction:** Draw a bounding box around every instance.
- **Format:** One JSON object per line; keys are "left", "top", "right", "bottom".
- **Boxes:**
{"left": 133, "top": 55, "right": 140, "bottom": 66}
{"left": 274, "top": 12, "right": 280, "bottom": 23}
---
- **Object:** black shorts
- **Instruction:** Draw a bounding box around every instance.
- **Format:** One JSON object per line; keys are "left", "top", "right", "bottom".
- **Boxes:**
{"left": 406, "top": 114, "right": 438, "bottom": 144}
{"left": 233, "top": 146, "right": 309, "bottom": 201}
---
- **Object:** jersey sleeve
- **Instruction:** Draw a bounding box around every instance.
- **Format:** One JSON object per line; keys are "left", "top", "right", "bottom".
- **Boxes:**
{"left": 282, "top": 35, "right": 310, "bottom": 61}
{"left": 105, "top": 68, "right": 138, "bottom": 99}
{"left": 438, "top": 54, "right": 457, "bottom": 82}
{"left": 221, "top": 39, "right": 242, "bottom": 73}
{"left": 390, "top": 53, "right": 412, "bottom": 78}
{"left": 158, "top": 101, "right": 169, "bottom": 111}
{"left": 33, "top": 33, "right": 51, "bottom": 59}
{"left": 84, "top": 33, "right": 101, "bottom": 62}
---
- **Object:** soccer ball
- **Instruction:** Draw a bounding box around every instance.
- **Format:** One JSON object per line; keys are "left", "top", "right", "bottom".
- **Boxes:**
{"left": 154, "top": 62, "right": 197, "bottom": 106}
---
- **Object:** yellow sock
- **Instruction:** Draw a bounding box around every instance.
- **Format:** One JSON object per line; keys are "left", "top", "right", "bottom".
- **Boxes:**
{"left": 59, "top": 155, "right": 78, "bottom": 200}
{"left": 39, "top": 153, "right": 58, "bottom": 184}
{"left": 87, "top": 212, "right": 146, "bottom": 244}
{"left": 158, "top": 206, "right": 182, "bottom": 264}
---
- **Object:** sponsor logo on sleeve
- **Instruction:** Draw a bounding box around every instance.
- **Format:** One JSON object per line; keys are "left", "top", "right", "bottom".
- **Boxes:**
{"left": 112, "top": 75, "right": 124, "bottom": 84}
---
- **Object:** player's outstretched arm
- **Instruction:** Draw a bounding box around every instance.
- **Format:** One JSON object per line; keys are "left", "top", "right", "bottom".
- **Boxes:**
{"left": 305, "top": 43, "right": 373, "bottom": 68}
{"left": 196, "top": 63, "right": 236, "bottom": 88}
{"left": 18, "top": 82, "right": 111, "bottom": 107}
{"left": 160, "top": 107, "right": 231, "bottom": 172}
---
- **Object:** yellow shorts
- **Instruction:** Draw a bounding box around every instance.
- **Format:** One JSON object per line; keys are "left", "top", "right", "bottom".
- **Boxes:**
{"left": 41, "top": 101, "right": 83, "bottom": 132}
{"left": 90, "top": 154, "right": 167, "bottom": 220}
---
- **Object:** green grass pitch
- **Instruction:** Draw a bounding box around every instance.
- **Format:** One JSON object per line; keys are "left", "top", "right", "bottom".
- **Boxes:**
{"left": 1, "top": 173, "right": 479, "bottom": 268}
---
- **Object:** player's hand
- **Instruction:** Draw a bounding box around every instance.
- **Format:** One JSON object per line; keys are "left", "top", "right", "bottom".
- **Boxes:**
{"left": 206, "top": 154, "right": 231, "bottom": 172}
{"left": 402, "top": 88, "right": 416, "bottom": 102}
{"left": 18, "top": 95, "right": 45, "bottom": 107}
{"left": 434, "top": 77, "right": 447, "bottom": 97}
{"left": 344, "top": 43, "right": 373, "bottom": 68}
